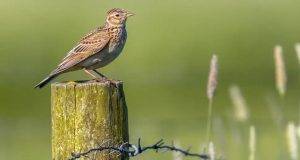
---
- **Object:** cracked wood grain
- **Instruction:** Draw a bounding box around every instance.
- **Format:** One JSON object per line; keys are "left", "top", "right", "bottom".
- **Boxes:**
{"left": 51, "top": 80, "right": 128, "bottom": 160}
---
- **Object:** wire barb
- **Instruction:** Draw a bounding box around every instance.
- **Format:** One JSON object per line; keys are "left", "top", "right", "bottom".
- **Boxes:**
{"left": 68, "top": 138, "right": 209, "bottom": 160}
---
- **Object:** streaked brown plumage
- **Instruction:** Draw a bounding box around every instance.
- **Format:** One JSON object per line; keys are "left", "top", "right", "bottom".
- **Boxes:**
{"left": 35, "top": 8, "right": 134, "bottom": 88}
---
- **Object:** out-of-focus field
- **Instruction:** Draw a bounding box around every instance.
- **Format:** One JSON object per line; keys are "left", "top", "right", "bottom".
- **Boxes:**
{"left": 0, "top": 0, "right": 300, "bottom": 159}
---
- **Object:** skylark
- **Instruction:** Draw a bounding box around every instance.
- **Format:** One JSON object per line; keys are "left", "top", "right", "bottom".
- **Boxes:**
{"left": 35, "top": 8, "right": 134, "bottom": 88}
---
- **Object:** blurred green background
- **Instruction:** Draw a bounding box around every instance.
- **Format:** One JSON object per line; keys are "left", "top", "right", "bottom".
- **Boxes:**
{"left": 1, "top": 0, "right": 300, "bottom": 159}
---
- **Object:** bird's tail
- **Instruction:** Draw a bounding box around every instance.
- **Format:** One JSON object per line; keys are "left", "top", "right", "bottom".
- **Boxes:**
{"left": 34, "top": 74, "right": 58, "bottom": 88}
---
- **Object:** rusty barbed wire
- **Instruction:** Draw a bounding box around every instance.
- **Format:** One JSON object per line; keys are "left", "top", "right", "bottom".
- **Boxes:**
{"left": 68, "top": 138, "right": 210, "bottom": 160}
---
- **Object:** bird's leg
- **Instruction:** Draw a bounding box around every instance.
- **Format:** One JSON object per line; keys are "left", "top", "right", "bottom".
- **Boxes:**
{"left": 92, "top": 69, "right": 107, "bottom": 78}
{"left": 83, "top": 69, "right": 107, "bottom": 80}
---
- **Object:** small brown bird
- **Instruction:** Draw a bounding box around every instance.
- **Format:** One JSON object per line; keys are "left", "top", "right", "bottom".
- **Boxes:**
{"left": 35, "top": 8, "right": 134, "bottom": 88}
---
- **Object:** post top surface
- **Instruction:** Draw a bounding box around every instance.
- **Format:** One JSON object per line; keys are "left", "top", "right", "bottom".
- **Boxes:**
{"left": 51, "top": 79, "right": 123, "bottom": 88}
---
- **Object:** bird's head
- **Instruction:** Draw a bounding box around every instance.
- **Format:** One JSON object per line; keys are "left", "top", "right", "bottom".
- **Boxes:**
{"left": 106, "top": 8, "right": 134, "bottom": 27}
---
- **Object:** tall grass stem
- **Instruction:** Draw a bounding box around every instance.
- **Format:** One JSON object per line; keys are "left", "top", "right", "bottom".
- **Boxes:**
{"left": 249, "top": 125, "right": 256, "bottom": 160}
{"left": 206, "top": 99, "right": 213, "bottom": 144}
{"left": 206, "top": 54, "right": 218, "bottom": 145}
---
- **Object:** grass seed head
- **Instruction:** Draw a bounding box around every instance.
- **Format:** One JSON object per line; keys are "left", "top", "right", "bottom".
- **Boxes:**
{"left": 274, "top": 45, "right": 287, "bottom": 96}
{"left": 286, "top": 122, "right": 298, "bottom": 160}
{"left": 207, "top": 54, "right": 219, "bottom": 100}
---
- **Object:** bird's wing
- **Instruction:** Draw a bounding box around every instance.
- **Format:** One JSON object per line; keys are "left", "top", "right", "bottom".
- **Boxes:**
{"left": 51, "top": 26, "right": 110, "bottom": 75}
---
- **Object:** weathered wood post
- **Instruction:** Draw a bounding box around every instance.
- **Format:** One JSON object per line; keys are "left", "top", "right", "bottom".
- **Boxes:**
{"left": 51, "top": 80, "right": 128, "bottom": 160}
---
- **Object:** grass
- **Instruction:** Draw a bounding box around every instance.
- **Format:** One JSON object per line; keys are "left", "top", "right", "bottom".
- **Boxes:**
{"left": 206, "top": 55, "right": 218, "bottom": 146}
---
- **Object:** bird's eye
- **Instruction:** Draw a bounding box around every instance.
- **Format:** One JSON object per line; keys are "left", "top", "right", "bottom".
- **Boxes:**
{"left": 115, "top": 14, "right": 120, "bottom": 17}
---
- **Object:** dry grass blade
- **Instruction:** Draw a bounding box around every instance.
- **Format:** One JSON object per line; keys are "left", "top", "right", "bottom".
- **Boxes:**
{"left": 274, "top": 45, "right": 287, "bottom": 96}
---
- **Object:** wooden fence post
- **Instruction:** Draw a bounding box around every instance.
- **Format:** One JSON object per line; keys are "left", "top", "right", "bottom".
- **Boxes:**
{"left": 51, "top": 80, "right": 129, "bottom": 160}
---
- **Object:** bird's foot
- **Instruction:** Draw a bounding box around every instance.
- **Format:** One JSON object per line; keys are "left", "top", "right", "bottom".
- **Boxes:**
{"left": 94, "top": 77, "right": 108, "bottom": 82}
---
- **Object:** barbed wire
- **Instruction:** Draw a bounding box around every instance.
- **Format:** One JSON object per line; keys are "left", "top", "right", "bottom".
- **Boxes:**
{"left": 68, "top": 138, "right": 210, "bottom": 160}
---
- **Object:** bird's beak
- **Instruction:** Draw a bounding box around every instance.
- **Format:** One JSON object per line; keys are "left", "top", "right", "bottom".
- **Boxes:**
{"left": 126, "top": 12, "right": 135, "bottom": 17}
